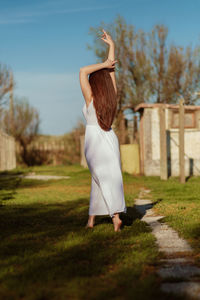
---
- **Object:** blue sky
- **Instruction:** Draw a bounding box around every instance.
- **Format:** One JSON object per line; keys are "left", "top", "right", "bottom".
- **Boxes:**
{"left": 1, "top": 0, "right": 200, "bottom": 135}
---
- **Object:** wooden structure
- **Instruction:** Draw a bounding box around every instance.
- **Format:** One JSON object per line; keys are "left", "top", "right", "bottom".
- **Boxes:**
{"left": 135, "top": 103, "right": 200, "bottom": 177}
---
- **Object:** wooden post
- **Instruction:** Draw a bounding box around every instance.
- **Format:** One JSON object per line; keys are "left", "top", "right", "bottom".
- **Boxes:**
{"left": 159, "top": 105, "right": 168, "bottom": 180}
{"left": 179, "top": 98, "right": 185, "bottom": 183}
{"left": 133, "top": 115, "right": 138, "bottom": 143}
{"left": 139, "top": 112, "right": 144, "bottom": 175}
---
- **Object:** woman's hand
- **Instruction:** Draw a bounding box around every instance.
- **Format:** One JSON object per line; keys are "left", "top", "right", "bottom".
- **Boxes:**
{"left": 101, "top": 29, "right": 114, "bottom": 46}
{"left": 103, "top": 58, "right": 117, "bottom": 69}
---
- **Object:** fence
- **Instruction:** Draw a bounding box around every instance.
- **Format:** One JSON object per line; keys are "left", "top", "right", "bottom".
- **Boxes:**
{"left": 0, "top": 130, "right": 16, "bottom": 171}
{"left": 15, "top": 137, "right": 81, "bottom": 166}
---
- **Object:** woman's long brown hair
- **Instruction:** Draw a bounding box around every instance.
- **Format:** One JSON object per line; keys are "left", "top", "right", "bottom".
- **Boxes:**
{"left": 89, "top": 68, "right": 117, "bottom": 131}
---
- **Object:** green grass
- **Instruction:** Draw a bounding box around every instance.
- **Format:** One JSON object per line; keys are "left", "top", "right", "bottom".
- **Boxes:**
{"left": 142, "top": 176, "right": 200, "bottom": 261}
{"left": 0, "top": 165, "right": 185, "bottom": 300}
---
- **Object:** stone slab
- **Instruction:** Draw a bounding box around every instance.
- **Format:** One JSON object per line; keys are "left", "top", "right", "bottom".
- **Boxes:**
{"left": 150, "top": 221, "right": 192, "bottom": 253}
{"left": 158, "top": 264, "right": 200, "bottom": 279}
{"left": 161, "top": 282, "right": 200, "bottom": 299}
{"left": 135, "top": 188, "right": 199, "bottom": 299}
{"left": 142, "top": 215, "right": 165, "bottom": 223}
{"left": 160, "top": 258, "right": 193, "bottom": 264}
{"left": 134, "top": 191, "right": 192, "bottom": 254}
{"left": 134, "top": 199, "right": 153, "bottom": 205}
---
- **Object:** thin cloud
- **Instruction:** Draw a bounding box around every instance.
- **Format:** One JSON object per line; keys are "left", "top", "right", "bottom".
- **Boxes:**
{"left": 0, "top": 4, "right": 118, "bottom": 25}
{"left": 0, "top": 18, "right": 35, "bottom": 25}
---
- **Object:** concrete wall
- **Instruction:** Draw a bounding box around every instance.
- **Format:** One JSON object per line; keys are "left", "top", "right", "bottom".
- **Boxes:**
{"left": 142, "top": 107, "right": 200, "bottom": 176}
{"left": 168, "top": 130, "right": 200, "bottom": 176}
{"left": 0, "top": 130, "right": 16, "bottom": 171}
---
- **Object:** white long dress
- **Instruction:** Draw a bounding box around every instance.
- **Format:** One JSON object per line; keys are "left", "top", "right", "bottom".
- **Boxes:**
{"left": 82, "top": 99, "right": 126, "bottom": 217}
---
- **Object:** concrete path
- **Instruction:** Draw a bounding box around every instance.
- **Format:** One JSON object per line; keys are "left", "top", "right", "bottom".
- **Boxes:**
{"left": 0, "top": 172, "right": 70, "bottom": 181}
{"left": 19, "top": 172, "right": 70, "bottom": 180}
{"left": 135, "top": 188, "right": 200, "bottom": 299}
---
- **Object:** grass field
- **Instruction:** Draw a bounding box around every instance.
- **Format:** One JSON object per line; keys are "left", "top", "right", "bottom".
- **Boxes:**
{"left": 0, "top": 164, "right": 196, "bottom": 300}
{"left": 142, "top": 176, "right": 200, "bottom": 260}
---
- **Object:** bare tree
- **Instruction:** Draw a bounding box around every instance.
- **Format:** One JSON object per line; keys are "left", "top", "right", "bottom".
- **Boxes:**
{"left": 2, "top": 97, "right": 40, "bottom": 165}
{"left": 149, "top": 25, "right": 200, "bottom": 104}
{"left": 88, "top": 16, "right": 200, "bottom": 143}
{"left": 64, "top": 119, "right": 85, "bottom": 163}
{"left": 88, "top": 15, "right": 151, "bottom": 112}
{"left": 149, "top": 25, "right": 168, "bottom": 103}
{"left": 88, "top": 15, "right": 152, "bottom": 143}
{"left": 0, "top": 64, "right": 13, "bottom": 103}
{"left": 89, "top": 17, "right": 200, "bottom": 106}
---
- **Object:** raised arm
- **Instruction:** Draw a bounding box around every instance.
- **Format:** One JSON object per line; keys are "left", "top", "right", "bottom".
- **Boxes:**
{"left": 101, "top": 29, "right": 117, "bottom": 94}
{"left": 79, "top": 58, "right": 117, "bottom": 107}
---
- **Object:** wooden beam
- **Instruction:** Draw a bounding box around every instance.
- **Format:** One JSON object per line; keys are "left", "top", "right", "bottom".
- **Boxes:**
{"left": 159, "top": 106, "right": 168, "bottom": 180}
{"left": 179, "top": 98, "right": 185, "bottom": 183}
{"left": 139, "top": 112, "right": 144, "bottom": 175}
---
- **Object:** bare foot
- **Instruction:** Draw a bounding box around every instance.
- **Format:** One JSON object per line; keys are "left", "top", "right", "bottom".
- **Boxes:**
{"left": 112, "top": 214, "right": 122, "bottom": 232}
{"left": 85, "top": 216, "right": 95, "bottom": 228}
{"left": 114, "top": 219, "right": 122, "bottom": 232}
{"left": 85, "top": 224, "right": 94, "bottom": 229}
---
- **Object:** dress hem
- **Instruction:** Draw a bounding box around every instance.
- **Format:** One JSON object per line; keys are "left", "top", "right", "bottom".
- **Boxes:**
{"left": 89, "top": 207, "right": 127, "bottom": 218}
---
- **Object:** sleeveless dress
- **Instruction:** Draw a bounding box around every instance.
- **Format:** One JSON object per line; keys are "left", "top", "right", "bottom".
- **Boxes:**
{"left": 82, "top": 99, "right": 126, "bottom": 217}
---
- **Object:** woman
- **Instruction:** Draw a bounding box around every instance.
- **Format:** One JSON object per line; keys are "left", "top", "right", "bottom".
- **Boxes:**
{"left": 79, "top": 29, "right": 126, "bottom": 232}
